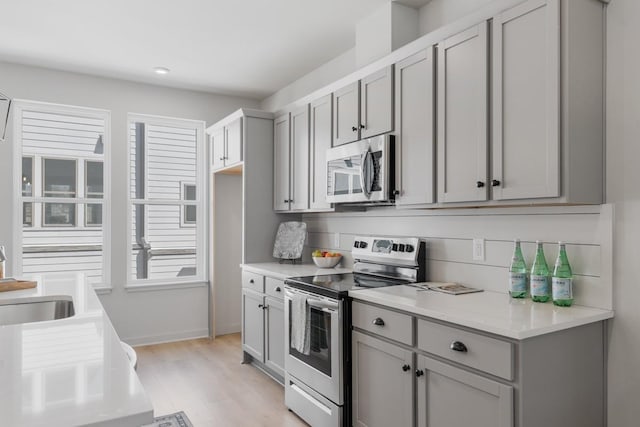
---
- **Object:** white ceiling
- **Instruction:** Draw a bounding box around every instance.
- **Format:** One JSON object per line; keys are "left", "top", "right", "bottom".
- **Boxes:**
{"left": 0, "top": 0, "right": 434, "bottom": 100}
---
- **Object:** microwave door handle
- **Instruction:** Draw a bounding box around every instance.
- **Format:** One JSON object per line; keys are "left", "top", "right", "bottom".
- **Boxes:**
{"left": 359, "top": 152, "right": 366, "bottom": 197}
{"left": 362, "top": 150, "right": 373, "bottom": 198}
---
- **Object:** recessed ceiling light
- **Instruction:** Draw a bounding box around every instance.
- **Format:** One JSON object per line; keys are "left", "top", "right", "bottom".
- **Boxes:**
{"left": 154, "top": 67, "right": 170, "bottom": 75}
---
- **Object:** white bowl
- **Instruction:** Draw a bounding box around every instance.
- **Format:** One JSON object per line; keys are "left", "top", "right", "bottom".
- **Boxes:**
{"left": 312, "top": 256, "right": 342, "bottom": 268}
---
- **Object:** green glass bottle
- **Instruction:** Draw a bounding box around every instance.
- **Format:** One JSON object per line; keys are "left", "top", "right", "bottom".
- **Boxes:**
{"left": 530, "top": 241, "right": 550, "bottom": 303}
{"left": 552, "top": 242, "right": 574, "bottom": 307}
{"left": 509, "top": 239, "right": 528, "bottom": 298}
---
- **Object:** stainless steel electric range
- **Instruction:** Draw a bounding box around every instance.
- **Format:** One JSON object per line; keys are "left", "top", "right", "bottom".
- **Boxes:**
{"left": 283, "top": 236, "right": 426, "bottom": 427}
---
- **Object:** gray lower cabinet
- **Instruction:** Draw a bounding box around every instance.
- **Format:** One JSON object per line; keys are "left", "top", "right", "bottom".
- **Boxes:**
{"left": 352, "top": 331, "right": 413, "bottom": 427}
{"left": 351, "top": 300, "right": 605, "bottom": 427}
{"left": 264, "top": 296, "right": 285, "bottom": 378}
{"left": 241, "top": 272, "right": 285, "bottom": 381}
{"left": 241, "top": 288, "right": 264, "bottom": 361}
{"left": 416, "top": 355, "right": 513, "bottom": 427}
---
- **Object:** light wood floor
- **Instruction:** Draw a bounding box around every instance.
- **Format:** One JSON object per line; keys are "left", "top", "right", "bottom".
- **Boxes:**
{"left": 135, "top": 334, "right": 308, "bottom": 427}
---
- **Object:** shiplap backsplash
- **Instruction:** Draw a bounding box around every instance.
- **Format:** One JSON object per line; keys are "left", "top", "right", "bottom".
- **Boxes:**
{"left": 303, "top": 205, "right": 613, "bottom": 310}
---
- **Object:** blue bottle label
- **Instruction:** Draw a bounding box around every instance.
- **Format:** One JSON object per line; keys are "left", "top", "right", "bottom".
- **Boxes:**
{"left": 552, "top": 278, "right": 573, "bottom": 299}
{"left": 530, "top": 275, "right": 549, "bottom": 297}
{"left": 509, "top": 273, "right": 527, "bottom": 292}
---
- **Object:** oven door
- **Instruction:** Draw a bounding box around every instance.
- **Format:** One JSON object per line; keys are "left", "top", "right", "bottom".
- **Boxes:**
{"left": 284, "top": 287, "right": 343, "bottom": 405}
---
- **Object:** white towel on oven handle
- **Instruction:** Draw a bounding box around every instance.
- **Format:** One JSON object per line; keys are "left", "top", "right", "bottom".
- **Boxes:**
{"left": 290, "top": 293, "right": 311, "bottom": 355}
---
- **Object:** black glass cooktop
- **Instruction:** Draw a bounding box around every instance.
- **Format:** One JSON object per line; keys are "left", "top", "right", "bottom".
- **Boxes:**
{"left": 285, "top": 272, "right": 410, "bottom": 299}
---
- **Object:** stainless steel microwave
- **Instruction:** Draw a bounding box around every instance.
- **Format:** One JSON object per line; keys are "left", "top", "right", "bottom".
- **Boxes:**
{"left": 326, "top": 134, "right": 395, "bottom": 204}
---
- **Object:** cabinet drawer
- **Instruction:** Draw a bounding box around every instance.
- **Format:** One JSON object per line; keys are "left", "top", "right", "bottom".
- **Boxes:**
{"left": 352, "top": 301, "right": 413, "bottom": 346}
{"left": 417, "top": 319, "right": 513, "bottom": 380}
{"left": 265, "top": 277, "right": 285, "bottom": 299}
{"left": 242, "top": 271, "right": 264, "bottom": 293}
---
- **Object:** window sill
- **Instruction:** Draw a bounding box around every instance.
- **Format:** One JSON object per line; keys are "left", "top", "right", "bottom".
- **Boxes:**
{"left": 125, "top": 281, "right": 208, "bottom": 293}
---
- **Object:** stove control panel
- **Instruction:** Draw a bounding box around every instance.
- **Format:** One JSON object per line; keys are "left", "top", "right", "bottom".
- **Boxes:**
{"left": 352, "top": 236, "right": 422, "bottom": 264}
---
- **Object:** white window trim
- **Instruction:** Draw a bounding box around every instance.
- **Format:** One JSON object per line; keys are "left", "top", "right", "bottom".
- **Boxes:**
{"left": 125, "top": 113, "right": 207, "bottom": 287}
{"left": 85, "top": 160, "right": 104, "bottom": 228}
{"left": 12, "top": 99, "right": 112, "bottom": 288}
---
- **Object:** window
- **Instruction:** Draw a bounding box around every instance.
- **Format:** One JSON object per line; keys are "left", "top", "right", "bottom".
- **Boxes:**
{"left": 127, "top": 114, "right": 205, "bottom": 284}
{"left": 182, "top": 183, "right": 196, "bottom": 226}
{"left": 14, "top": 101, "right": 110, "bottom": 287}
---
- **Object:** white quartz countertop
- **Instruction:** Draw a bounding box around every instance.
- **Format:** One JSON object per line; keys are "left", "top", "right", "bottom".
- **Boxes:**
{"left": 349, "top": 285, "right": 614, "bottom": 340}
{"left": 0, "top": 273, "right": 154, "bottom": 427}
{"left": 241, "top": 262, "right": 351, "bottom": 280}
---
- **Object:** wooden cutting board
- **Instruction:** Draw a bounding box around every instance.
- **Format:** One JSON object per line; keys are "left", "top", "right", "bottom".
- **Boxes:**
{"left": 0, "top": 280, "right": 37, "bottom": 292}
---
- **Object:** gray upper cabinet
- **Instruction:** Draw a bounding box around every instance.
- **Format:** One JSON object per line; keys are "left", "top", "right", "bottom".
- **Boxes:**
{"left": 437, "top": 22, "right": 489, "bottom": 204}
{"left": 273, "top": 113, "right": 291, "bottom": 211}
{"left": 395, "top": 47, "right": 436, "bottom": 207}
{"left": 310, "top": 94, "right": 334, "bottom": 211}
{"left": 225, "top": 117, "right": 243, "bottom": 166}
{"left": 416, "top": 354, "right": 513, "bottom": 427}
{"left": 210, "top": 117, "right": 243, "bottom": 171}
{"left": 333, "top": 81, "right": 360, "bottom": 146}
{"left": 290, "top": 105, "right": 310, "bottom": 211}
{"left": 492, "top": 0, "right": 560, "bottom": 201}
{"left": 210, "top": 127, "right": 225, "bottom": 171}
{"left": 360, "top": 65, "right": 394, "bottom": 139}
{"left": 352, "top": 331, "right": 414, "bottom": 427}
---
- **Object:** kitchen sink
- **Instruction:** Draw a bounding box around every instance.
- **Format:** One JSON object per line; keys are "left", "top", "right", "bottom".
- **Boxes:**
{"left": 0, "top": 297, "right": 75, "bottom": 326}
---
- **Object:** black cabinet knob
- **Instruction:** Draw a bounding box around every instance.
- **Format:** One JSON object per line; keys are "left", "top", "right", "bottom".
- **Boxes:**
{"left": 284, "top": 199, "right": 289, "bottom": 203}
{"left": 219, "top": 157, "right": 225, "bottom": 161}
{"left": 402, "top": 364, "right": 411, "bottom": 372}
{"left": 352, "top": 126, "right": 358, "bottom": 132}
{"left": 416, "top": 369, "right": 424, "bottom": 377}
{"left": 492, "top": 179, "right": 501, "bottom": 187}
{"left": 360, "top": 124, "right": 365, "bottom": 129}
{"left": 258, "top": 304, "right": 264, "bottom": 308}
{"left": 372, "top": 317, "right": 385, "bottom": 326}
{"left": 450, "top": 341, "right": 468, "bottom": 353}
{"left": 275, "top": 287, "right": 281, "bottom": 292}
{"left": 249, "top": 279, "right": 254, "bottom": 284}
{"left": 476, "top": 181, "right": 485, "bottom": 188}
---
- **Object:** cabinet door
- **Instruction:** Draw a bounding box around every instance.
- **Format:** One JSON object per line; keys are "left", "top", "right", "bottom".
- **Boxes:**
{"left": 492, "top": 0, "right": 560, "bottom": 200}
{"left": 361, "top": 65, "right": 394, "bottom": 139}
{"left": 210, "top": 127, "right": 226, "bottom": 171}
{"left": 333, "top": 81, "right": 360, "bottom": 146}
{"left": 290, "top": 105, "right": 310, "bottom": 211}
{"left": 242, "top": 289, "right": 265, "bottom": 362}
{"left": 310, "top": 94, "right": 333, "bottom": 210}
{"left": 437, "top": 22, "right": 489, "bottom": 203}
{"left": 416, "top": 355, "right": 513, "bottom": 427}
{"left": 264, "top": 296, "right": 285, "bottom": 378}
{"left": 225, "top": 117, "right": 243, "bottom": 166}
{"left": 273, "top": 113, "right": 291, "bottom": 211}
{"left": 352, "top": 331, "right": 413, "bottom": 427}
{"left": 395, "top": 47, "right": 436, "bottom": 206}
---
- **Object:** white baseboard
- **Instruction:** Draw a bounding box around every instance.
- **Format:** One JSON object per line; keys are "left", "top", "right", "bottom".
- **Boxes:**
{"left": 215, "top": 322, "right": 241, "bottom": 336}
{"left": 123, "top": 328, "right": 210, "bottom": 347}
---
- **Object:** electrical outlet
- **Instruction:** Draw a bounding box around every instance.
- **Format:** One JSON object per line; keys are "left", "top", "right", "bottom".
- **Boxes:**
{"left": 334, "top": 232, "right": 340, "bottom": 248}
{"left": 472, "top": 238, "right": 485, "bottom": 261}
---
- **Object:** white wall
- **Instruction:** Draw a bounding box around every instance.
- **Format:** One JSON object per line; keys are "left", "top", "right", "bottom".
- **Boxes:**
{"left": 213, "top": 173, "right": 243, "bottom": 336}
{"left": 605, "top": 1, "right": 640, "bottom": 426}
{"left": 0, "top": 61, "right": 259, "bottom": 345}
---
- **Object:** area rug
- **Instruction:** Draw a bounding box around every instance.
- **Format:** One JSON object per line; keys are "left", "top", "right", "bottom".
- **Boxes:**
{"left": 143, "top": 411, "right": 193, "bottom": 427}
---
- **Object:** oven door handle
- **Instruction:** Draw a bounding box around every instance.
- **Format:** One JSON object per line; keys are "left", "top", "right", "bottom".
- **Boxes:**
{"left": 285, "top": 289, "right": 339, "bottom": 311}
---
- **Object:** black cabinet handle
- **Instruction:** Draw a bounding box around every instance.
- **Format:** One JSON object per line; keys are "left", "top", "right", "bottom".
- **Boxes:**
{"left": 352, "top": 126, "right": 358, "bottom": 132}
{"left": 476, "top": 181, "right": 485, "bottom": 188}
{"left": 402, "top": 364, "right": 411, "bottom": 372}
{"left": 219, "top": 157, "right": 225, "bottom": 161}
{"left": 258, "top": 304, "right": 264, "bottom": 308}
{"left": 360, "top": 124, "right": 365, "bottom": 129}
{"left": 284, "top": 199, "right": 289, "bottom": 203}
{"left": 372, "top": 318, "right": 385, "bottom": 326}
{"left": 249, "top": 279, "right": 254, "bottom": 284}
{"left": 275, "top": 287, "right": 281, "bottom": 292}
{"left": 450, "top": 341, "right": 468, "bottom": 353}
{"left": 416, "top": 369, "right": 424, "bottom": 377}
{"left": 492, "top": 179, "right": 501, "bottom": 187}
